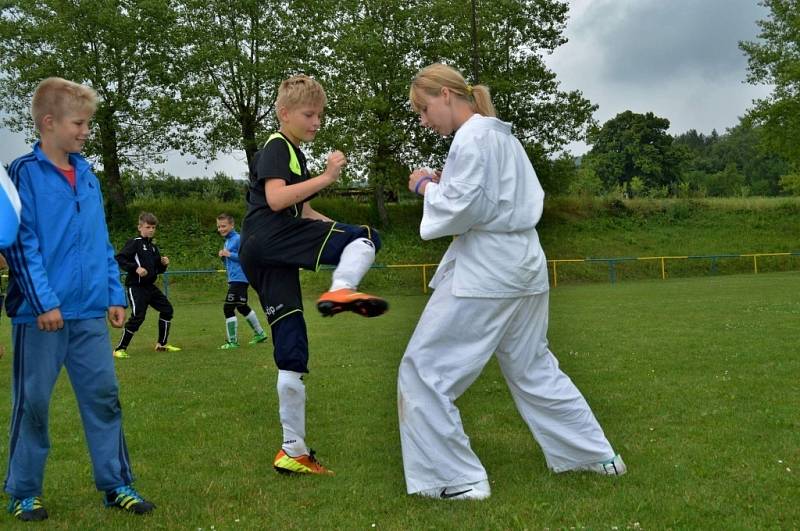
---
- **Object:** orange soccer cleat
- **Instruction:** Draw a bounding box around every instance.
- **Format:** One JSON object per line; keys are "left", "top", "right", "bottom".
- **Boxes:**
{"left": 316, "top": 288, "right": 388, "bottom": 318}
{"left": 273, "top": 449, "right": 334, "bottom": 476}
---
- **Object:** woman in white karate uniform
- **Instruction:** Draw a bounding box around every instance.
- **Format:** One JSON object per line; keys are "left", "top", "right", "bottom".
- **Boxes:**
{"left": 398, "top": 64, "right": 625, "bottom": 500}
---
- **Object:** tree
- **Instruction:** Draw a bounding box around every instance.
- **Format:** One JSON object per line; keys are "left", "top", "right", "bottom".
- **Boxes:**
{"left": 584, "top": 111, "right": 684, "bottom": 191}
{"left": 430, "top": 0, "right": 596, "bottom": 156}
{"left": 740, "top": 0, "right": 800, "bottom": 167}
{"left": 675, "top": 122, "right": 791, "bottom": 196}
{"left": 0, "top": 0, "right": 183, "bottom": 218}
{"left": 173, "top": 0, "right": 310, "bottom": 169}
{"left": 301, "top": 0, "right": 429, "bottom": 226}
{"left": 310, "top": 0, "right": 595, "bottom": 224}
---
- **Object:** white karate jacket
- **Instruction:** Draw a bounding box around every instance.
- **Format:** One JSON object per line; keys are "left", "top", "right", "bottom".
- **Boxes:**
{"left": 421, "top": 114, "right": 550, "bottom": 298}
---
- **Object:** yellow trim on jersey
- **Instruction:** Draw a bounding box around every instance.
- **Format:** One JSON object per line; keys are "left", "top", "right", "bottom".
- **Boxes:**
{"left": 265, "top": 133, "right": 301, "bottom": 175}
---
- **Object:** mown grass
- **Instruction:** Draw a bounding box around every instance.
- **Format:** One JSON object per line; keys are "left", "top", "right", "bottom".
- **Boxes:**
{"left": 0, "top": 272, "right": 798, "bottom": 529}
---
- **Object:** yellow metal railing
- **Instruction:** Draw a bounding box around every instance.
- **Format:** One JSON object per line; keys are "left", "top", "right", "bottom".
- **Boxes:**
{"left": 3, "top": 252, "right": 799, "bottom": 294}
{"left": 547, "top": 252, "right": 799, "bottom": 287}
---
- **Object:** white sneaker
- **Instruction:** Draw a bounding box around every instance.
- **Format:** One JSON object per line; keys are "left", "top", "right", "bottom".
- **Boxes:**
{"left": 416, "top": 479, "right": 491, "bottom": 500}
{"left": 578, "top": 454, "right": 627, "bottom": 476}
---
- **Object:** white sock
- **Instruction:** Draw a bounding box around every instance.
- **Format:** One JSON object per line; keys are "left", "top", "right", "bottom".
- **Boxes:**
{"left": 330, "top": 238, "right": 375, "bottom": 291}
{"left": 245, "top": 310, "right": 264, "bottom": 335}
{"left": 226, "top": 316, "right": 238, "bottom": 343}
{"left": 277, "top": 370, "right": 307, "bottom": 456}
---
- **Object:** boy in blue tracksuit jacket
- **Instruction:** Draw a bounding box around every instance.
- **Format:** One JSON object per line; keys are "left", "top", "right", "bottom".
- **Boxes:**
{"left": 1, "top": 78, "right": 154, "bottom": 521}
{"left": 216, "top": 213, "right": 267, "bottom": 349}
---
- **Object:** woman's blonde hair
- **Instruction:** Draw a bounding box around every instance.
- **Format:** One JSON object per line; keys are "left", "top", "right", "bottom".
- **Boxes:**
{"left": 409, "top": 63, "right": 495, "bottom": 118}
{"left": 275, "top": 75, "right": 327, "bottom": 114}
{"left": 31, "top": 77, "right": 97, "bottom": 130}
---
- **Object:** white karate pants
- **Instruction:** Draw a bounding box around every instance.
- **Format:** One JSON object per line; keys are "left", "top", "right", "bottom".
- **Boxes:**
{"left": 397, "top": 271, "right": 615, "bottom": 494}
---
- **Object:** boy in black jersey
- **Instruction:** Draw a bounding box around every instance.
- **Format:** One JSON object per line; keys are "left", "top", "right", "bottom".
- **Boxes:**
{"left": 113, "top": 212, "right": 181, "bottom": 357}
{"left": 240, "top": 75, "right": 386, "bottom": 476}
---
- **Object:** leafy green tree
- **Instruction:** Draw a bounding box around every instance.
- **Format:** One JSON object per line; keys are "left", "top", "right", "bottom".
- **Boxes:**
{"left": 740, "top": 0, "right": 800, "bottom": 166}
{"left": 0, "top": 0, "right": 182, "bottom": 218}
{"left": 298, "top": 0, "right": 428, "bottom": 226}
{"left": 709, "top": 122, "right": 789, "bottom": 195}
{"left": 584, "top": 111, "right": 684, "bottom": 191}
{"left": 675, "top": 122, "right": 790, "bottom": 196}
{"left": 429, "top": 0, "right": 596, "bottom": 155}
{"left": 309, "top": 0, "right": 595, "bottom": 224}
{"left": 173, "top": 0, "right": 312, "bottom": 168}
{"left": 778, "top": 172, "right": 800, "bottom": 195}
{"left": 707, "top": 163, "right": 747, "bottom": 197}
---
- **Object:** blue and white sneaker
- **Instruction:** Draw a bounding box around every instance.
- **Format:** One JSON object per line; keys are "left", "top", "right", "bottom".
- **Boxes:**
{"left": 8, "top": 496, "right": 48, "bottom": 521}
{"left": 105, "top": 485, "right": 155, "bottom": 514}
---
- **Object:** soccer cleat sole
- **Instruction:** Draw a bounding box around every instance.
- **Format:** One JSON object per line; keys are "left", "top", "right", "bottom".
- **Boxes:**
{"left": 317, "top": 297, "right": 388, "bottom": 318}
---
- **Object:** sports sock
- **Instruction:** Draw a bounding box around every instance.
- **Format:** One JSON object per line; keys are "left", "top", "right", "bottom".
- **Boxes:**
{"left": 277, "top": 369, "right": 307, "bottom": 456}
{"left": 158, "top": 318, "right": 171, "bottom": 345}
{"left": 244, "top": 310, "right": 264, "bottom": 335}
{"left": 116, "top": 328, "right": 134, "bottom": 350}
{"left": 330, "top": 238, "right": 375, "bottom": 291}
{"left": 226, "top": 316, "right": 238, "bottom": 343}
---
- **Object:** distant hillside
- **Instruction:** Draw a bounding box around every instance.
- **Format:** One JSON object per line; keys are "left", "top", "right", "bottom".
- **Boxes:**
{"left": 112, "top": 196, "right": 800, "bottom": 285}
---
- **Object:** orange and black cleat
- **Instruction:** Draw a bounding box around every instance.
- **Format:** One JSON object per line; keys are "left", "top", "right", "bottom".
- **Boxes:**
{"left": 316, "top": 288, "right": 388, "bottom": 318}
{"left": 273, "top": 449, "right": 334, "bottom": 476}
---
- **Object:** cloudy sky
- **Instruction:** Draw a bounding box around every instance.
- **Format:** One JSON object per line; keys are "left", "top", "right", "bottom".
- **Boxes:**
{"left": 546, "top": 0, "right": 772, "bottom": 153}
{"left": 0, "top": 0, "right": 774, "bottom": 177}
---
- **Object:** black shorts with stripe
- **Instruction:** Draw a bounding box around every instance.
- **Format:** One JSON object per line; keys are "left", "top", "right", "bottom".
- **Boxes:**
{"left": 225, "top": 281, "right": 249, "bottom": 305}
{"left": 239, "top": 219, "right": 380, "bottom": 326}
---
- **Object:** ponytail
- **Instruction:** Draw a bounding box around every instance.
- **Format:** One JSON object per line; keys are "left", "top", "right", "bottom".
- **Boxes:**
{"left": 467, "top": 84, "right": 495, "bottom": 118}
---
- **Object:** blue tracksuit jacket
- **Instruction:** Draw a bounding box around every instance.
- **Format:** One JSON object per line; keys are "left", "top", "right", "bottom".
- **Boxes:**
{"left": 3, "top": 143, "right": 127, "bottom": 324}
{"left": 223, "top": 229, "right": 247, "bottom": 283}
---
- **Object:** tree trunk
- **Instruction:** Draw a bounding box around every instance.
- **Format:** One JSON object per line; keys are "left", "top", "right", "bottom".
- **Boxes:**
{"left": 373, "top": 182, "right": 388, "bottom": 228}
{"left": 241, "top": 111, "right": 259, "bottom": 169}
{"left": 470, "top": 0, "right": 480, "bottom": 83}
{"left": 94, "top": 106, "right": 126, "bottom": 222}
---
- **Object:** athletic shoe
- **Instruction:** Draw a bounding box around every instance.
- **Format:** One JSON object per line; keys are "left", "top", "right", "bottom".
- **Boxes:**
{"left": 219, "top": 341, "right": 240, "bottom": 350}
{"left": 154, "top": 343, "right": 181, "bottom": 352}
{"left": 113, "top": 349, "right": 130, "bottom": 359}
{"left": 8, "top": 496, "right": 48, "bottom": 521}
{"left": 104, "top": 485, "right": 155, "bottom": 514}
{"left": 416, "top": 479, "right": 491, "bottom": 500}
{"left": 316, "top": 288, "right": 388, "bottom": 318}
{"left": 248, "top": 332, "right": 269, "bottom": 345}
{"left": 577, "top": 454, "right": 627, "bottom": 476}
{"left": 273, "top": 448, "right": 334, "bottom": 476}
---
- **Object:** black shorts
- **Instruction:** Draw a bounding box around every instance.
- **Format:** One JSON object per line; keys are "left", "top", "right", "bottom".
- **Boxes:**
{"left": 240, "top": 221, "right": 381, "bottom": 326}
{"left": 225, "top": 282, "right": 249, "bottom": 305}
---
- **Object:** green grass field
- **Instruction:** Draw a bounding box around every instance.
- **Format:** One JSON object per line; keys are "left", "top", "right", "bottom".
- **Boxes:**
{"left": 0, "top": 272, "right": 798, "bottom": 529}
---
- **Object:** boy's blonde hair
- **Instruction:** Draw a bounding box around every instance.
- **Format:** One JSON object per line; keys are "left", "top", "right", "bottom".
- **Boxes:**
{"left": 409, "top": 63, "right": 496, "bottom": 118}
{"left": 31, "top": 77, "right": 97, "bottom": 130}
{"left": 275, "top": 75, "right": 327, "bottom": 115}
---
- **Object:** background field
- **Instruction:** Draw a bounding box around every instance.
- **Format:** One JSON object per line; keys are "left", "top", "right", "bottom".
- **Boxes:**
{"left": 0, "top": 271, "right": 798, "bottom": 529}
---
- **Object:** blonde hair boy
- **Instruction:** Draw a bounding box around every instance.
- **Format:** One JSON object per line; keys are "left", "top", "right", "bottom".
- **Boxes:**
{"left": 3, "top": 77, "right": 155, "bottom": 521}
{"left": 275, "top": 75, "right": 327, "bottom": 114}
{"left": 31, "top": 77, "right": 97, "bottom": 131}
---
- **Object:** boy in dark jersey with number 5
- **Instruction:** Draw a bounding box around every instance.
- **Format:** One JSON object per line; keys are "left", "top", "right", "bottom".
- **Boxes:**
{"left": 240, "top": 75, "right": 386, "bottom": 476}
